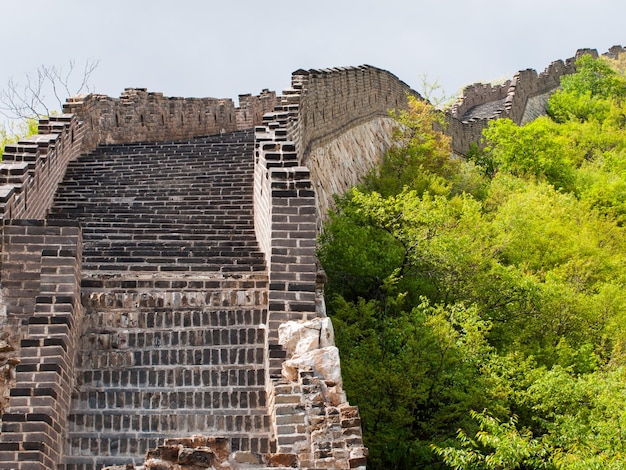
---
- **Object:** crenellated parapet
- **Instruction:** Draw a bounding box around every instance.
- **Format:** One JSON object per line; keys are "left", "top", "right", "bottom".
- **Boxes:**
{"left": 447, "top": 80, "right": 512, "bottom": 123}
{"left": 446, "top": 46, "right": 626, "bottom": 155}
{"left": 237, "top": 89, "right": 278, "bottom": 130}
{"left": 255, "top": 65, "right": 419, "bottom": 233}
{"left": 63, "top": 87, "right": 278, "bottom": 152}
{"left": 0, "top": 114, "right": 85, "bottom": 220}
{"left": 286, "top": 66, "right": 418, "bottom": 158}
{"left": 445, "top": 54, "right": 579, "bottom": 155}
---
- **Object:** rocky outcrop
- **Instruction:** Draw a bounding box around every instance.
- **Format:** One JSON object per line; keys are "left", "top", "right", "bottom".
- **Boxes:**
{"left": 263, "top": 318, "right": 366, "bottom": 470}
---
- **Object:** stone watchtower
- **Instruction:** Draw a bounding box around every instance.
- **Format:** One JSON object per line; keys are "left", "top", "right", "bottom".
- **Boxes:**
{"left": 0, "top": 66, "right": 416, "bottom": 469}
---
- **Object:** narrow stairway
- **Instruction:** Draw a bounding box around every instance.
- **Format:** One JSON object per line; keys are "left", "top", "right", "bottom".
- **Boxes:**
{"left": 47, "top": 130, "right": 274, "bottom": 469}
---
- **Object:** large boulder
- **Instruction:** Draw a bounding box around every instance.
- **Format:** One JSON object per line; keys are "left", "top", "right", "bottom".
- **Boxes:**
{"left": 278, "top": 318, "right": 335, "bottom": 357}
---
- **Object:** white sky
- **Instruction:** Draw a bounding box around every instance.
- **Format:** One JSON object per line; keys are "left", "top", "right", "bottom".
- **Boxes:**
{"left": 0, "top": 0, "right": 624, "bottom": 120}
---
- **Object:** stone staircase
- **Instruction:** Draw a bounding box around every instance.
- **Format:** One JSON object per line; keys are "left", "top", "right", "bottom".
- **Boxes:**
{"left": 46, "top": 130, "right": 275, "bottom": 469}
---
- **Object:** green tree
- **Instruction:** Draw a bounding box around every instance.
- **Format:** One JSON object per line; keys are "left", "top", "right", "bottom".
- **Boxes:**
{"left": 333, "top": 295, "right": 495, "bottom": 468}
{"left": 320, "top": 56, "right": 626, "bottom": 468}
{"left": 364, "top": 95, "right": 488, "bottom": 200}
{"left": 435, "top": 367, "right": 626, "bottom": 469}
{"left": 480, "top": 117, "right": 578, "bottom": 191}
{"left": 433, "top": 410, "right": 554, "bottom": 470}
{"left": 548, "top": 54, "right": 626, "bottom": 124}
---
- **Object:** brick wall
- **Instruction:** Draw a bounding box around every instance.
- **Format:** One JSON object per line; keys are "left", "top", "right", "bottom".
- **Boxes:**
{"left": 252, "top": 65, "right": 418, "bottom": 469}
{"left": 0, "top": 220, "right": 82, "bottom": 469}
{"left": 0, "top": 115, "right": 85, "bottom": 221}
{"left": 268, "top": 371, "right": 366, "bottom": 469}
{"left": 63, "top": 88, "right": 278, "bottom": 153}
{"left": 254, "top": 65, "right": 418, "bottom": 376}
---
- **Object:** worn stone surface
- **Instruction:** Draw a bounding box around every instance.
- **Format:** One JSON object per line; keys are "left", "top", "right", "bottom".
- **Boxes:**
{"left": 103, "top": 435, "right": 301, "bottom": 469}
{"left": 0, "top": 328, "right": 20, "bottom": 417}
{"left": 305, "top": 117, "right": 398, "bottom": 224}
{"left": 278, "top": 318, "right": 335, "bottom": 357}
{"left": 521, "top": 90, "right": 554, "bottom": 125}
{"left": 283, "top": 346, "right": 343, "bottom": 386}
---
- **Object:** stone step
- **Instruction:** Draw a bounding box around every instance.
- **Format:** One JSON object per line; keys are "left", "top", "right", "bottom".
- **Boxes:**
{"left": 63, "top": 433, "right": 274, "bottom": 469}
{"left": 53, "top": 178, "right": 253, "bottom": 190}
{"left": 82, "top": 248, "right": 258, "bottom": 258}
{"left": 51, "top": 202, "right": 255, "bottom": 211}
{"left": 81, "top": 244, "right": 261, "bottom": 254}
{"left": 81, "top": 259, "right": 264, "bottom": 271}
{"left": 79, "top": 326, "right": 265, "bottom": 350}
{"left": 83, "top": 238, "right": 260, "bottom": 246}
{"left": 55, "top": 207, "right": 254, "bottom": 214}
{"left": 54, "top": 178, "right": 252, "bottom": 187}
{"left": 53, "top": 181, "right": 253, "bottom": 192}
{"left": 51, "top": 186, "right": 254, "bottom": 195}
{"left": 76, "top": 366, "right": 265, "bottom": 390}
{"left": 82, "top": 249, "right": 263, "bottom": 257}
{"left": 79, "top": 227, "right": 256, "bottom": 237}
{"left": 80, "top": 226, "right": 258, "bottom": 235}
{"left": 76, "top": 346, "right": 265, "bottom": 369}
{"left": 50, "top": 130, "right": 279, "bottom": 468}
{"left": 63, "top": 160, "right": 253, "bottom": 172}
{"left": 69, "top": 390, "right": 268, "bottom": 414}
{"left": 79, "top": 306, "right": 268, "bottom": 329}
{"left": 81, "top": 263, "right": 266, "bottom": 274}
{"left": 81, "top": 234, "right": 257, "bottom": 245}
{"left": 50, "top": 208, "right": 256, "bottom": 219}
{"left": 80, "top": 284, "right": 268, "bottom": 310}
{"left": 67, "top": 154, "right": 254, "bottom": 166}
{"left": 56, "top": 168, "right": 253, "bottom": 177}
{"left": 82, "top": 236, "right": 260, "bottom": 246}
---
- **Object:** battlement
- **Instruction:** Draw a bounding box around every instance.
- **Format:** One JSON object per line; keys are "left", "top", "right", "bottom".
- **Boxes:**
{"left": 260, "top": 65, "right": 420, "bottom": 225}
{"left": 446, "top": 46, "right": 625, "bottom": 155}
{"left": 63, "top": 87, "right": 278, "bottom": 152}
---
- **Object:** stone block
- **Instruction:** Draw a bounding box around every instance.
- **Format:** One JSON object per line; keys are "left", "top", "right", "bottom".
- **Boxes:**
{"left": 267, "top": 452, "right": 298, "bottom": 467}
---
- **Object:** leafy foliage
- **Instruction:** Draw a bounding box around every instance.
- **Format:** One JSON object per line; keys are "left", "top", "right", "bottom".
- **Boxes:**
{"left": 332, "top": 296, "right": 494, "bottom": 468}
{"left": 319, "top": 53, "right": 626, "bottom": 468}
{"left": 0, "top": 118, "right": 38, "bottom": 159}
{"left": 548, "top": 55, "right": 626, "bottom": 123}
{"left": 433, "top": 410, "right": 553, "bottom": 470}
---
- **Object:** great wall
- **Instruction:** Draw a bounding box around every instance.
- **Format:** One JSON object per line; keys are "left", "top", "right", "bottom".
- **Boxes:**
{"left": 0, "top": 45, "right": 621, "bottom": 469}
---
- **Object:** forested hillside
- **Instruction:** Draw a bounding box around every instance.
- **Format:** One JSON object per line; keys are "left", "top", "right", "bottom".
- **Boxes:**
{"left": 319, "top": 54, "right": 626, "bottom": 469}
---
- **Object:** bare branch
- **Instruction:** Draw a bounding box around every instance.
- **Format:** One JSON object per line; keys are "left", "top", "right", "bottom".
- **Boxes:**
{"left": 27, "top": 69, "right": 51, "bottom": 116}
{"left": 0, "top": 75, "right": 45, "bottom": 120}
{"left": 0, "top": 59, "right": 99, "bottom": 124}
{"left": 80, "top": 59, "right": 100, "bottom": 94}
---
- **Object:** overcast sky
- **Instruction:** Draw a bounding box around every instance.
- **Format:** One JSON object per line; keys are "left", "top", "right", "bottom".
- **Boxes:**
{"left": 1, "top": 0, "right": 624, "bottom": 123}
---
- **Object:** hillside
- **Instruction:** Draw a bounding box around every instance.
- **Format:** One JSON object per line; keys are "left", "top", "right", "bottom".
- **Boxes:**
{"left": 320, "top": 51, "right": 626, "bottom": 469}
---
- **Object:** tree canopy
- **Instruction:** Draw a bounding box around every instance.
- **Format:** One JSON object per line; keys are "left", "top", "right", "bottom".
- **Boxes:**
{"left": 319, "top": 54, "right": 626, "bottom": 469}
